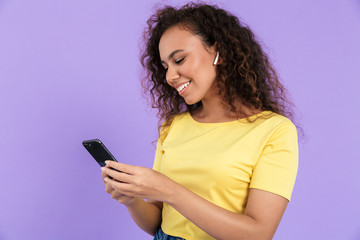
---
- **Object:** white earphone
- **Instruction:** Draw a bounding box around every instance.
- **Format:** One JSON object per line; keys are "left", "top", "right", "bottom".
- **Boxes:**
{"left": 213, "top": 51, "right": 220, "bottom": 65}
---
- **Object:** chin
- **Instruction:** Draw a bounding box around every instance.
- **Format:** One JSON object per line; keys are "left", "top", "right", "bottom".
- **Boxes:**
{"left": 184, "top": 98, "right": 200, "bottom": 105}
{"left": 183, "top": 92, "right": 203, "bottom": 105}
{"left": 185, "top": 101, "right": 196, "bottom": 106}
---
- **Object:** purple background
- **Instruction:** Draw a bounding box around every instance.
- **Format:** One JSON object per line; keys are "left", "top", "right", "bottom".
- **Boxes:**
{"left": 1, "top": 0, "right": 359, "bottom": 239}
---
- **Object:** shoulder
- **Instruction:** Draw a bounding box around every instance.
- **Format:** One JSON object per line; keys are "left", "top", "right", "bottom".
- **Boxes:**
{"left": 160, "top": 112, "right": 188, "bottom": 127}
{"left": 246, "top": 111, "right": 298, "bottom": 146}
{"left": 259, "top": 113, "right": 298, "bottom": 152}
{"left": 162, "top": 112, "right": 189, "bottom": 129}
{"left": 159, "top": 112, "right": 189, "bottom": 143}
{"left": 258, "top": 111, "right": 296, "bottom": 132}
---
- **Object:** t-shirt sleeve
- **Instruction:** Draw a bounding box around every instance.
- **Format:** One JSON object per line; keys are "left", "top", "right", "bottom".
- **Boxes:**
{"left": 249, "top": 121, "right": 299, "bottom": 201}
{"left": 152, "top": 121, "right": 170, "bottom": 172}
{"left": 152, "top": 137, "right": 163, "bottom": 172}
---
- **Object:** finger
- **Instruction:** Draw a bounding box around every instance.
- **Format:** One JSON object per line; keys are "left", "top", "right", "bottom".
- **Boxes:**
{"left": 101, "top": 170, "right": 111, "bottom": 184}
{"left": 111, "top": 191, "right": 135, "bottom": 204}
{"left": 105, "top": 177, "right": 138, "bottom": 197}
{"left": 102, "top": 167, "right": 132, "bottom": 183}
{"left": 111, "top": 191, "right": 124, "bottom": 199}
{"left": 105, "top": 183, "right": 114, "bottom": 193}
{"left": 101, "top": 171, "right": 107, "bottom": 184}
{"left": 101, "top": 170, "right": 107, "bottom": 179}
{"left": 105, "top": 161, "right": 136, "bottom": 174}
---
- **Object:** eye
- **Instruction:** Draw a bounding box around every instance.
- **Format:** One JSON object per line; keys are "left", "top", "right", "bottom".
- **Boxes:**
{"left": 175, "top": 57, "right": 185, "bottom": 64}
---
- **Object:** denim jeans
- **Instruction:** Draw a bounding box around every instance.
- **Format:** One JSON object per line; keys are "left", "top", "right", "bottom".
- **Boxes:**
{"left": 154, "top": 228, "right": 185, "bottom": 240}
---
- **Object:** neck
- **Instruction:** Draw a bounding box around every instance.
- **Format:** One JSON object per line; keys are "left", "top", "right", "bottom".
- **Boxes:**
{"left": 192, "top": 95, "right": 258, "bottom": 123}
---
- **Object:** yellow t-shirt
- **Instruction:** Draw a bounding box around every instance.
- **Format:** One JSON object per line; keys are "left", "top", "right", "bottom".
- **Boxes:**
{"left": 152, "top": 110, "right": 298, "bottom": 240}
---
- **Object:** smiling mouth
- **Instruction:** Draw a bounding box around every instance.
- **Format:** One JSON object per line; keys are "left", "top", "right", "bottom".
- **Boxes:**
{"left": 176, "top": 80, "right": 191, "bottom": 93}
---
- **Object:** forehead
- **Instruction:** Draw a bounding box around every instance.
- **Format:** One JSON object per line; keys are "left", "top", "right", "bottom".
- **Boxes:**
{"left": 158, "top": 26, "right": 204, "bottom": 58}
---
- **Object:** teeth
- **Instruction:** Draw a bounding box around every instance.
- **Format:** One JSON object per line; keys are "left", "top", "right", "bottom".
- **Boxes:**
{"left": 177, "top": 81, "right": 190, "bottom": 92}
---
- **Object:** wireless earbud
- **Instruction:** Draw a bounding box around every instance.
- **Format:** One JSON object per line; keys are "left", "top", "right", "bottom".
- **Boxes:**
{"left": 213, "top": 51, "right": 219, "bottom": 65}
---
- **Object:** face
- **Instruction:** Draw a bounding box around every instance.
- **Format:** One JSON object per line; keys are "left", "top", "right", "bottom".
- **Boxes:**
{"left": 158, "top": 25, "right": 219, "bottom": 105}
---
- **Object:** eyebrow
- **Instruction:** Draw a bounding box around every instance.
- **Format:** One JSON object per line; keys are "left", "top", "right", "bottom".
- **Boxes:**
{"left": 161, "top": 49, "right": 184, "bottom": 64}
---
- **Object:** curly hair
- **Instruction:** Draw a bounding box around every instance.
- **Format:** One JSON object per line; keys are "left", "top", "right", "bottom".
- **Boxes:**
{"left": 140, "top": 2, "right": 303, "bottom": 140}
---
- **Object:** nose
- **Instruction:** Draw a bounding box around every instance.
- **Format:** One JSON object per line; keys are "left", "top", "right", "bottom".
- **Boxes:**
{"left": 166, "top": 65, "right": 180, "bottom": 85}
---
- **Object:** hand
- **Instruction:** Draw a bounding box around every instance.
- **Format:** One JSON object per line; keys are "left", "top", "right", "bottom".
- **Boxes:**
{"left": 101, "top": 168, "right": 135, "bottom": 206}
{"left": 101, "top": 161, "right": 176, "bottom": 203}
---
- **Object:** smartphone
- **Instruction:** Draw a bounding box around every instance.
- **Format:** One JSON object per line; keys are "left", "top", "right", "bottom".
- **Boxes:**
{"left": 82, "top": 139, "right": 118, "bottom": 167}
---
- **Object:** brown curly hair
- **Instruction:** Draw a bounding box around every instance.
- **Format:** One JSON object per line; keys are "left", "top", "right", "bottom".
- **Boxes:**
{"left": 140, "top": 2, "right": 303, "bottom": 140}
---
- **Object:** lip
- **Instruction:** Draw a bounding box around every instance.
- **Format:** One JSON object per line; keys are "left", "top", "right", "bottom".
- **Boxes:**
{"left": 174, "top": 80, "right": 191, "bottom": 89}
{"left": 178, "top": 81, "right": 191, "bottom": 96}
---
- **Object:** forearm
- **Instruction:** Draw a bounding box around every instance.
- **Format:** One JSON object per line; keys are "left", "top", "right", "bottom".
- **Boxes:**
{"left": 166, "top": 184, "right": 264, "bottom": 240}
{"left": 103, "top": 162, "right": 276, "bottom": 239}
{"left": 125, "top": 198, "right": 162, "bottom": 236}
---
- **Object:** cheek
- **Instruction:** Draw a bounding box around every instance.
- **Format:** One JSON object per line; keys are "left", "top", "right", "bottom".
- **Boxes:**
{"left": 198, "top": 54, "right": 216, "bottom": 75}
{"left": 186, "top": 57, "right": 214, "bottom": 79}
{"left": 194, "top": 63, "right": 217, "bottom": 85}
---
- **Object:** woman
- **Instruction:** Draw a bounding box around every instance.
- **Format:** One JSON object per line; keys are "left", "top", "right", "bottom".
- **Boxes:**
{"left": 101, "top": 3, "right": 299, "bottom": 240}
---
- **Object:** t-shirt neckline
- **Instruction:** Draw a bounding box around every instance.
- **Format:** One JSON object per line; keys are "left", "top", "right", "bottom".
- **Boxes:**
{"left": 186, "top": 110, "right": 271, "bottom": 126}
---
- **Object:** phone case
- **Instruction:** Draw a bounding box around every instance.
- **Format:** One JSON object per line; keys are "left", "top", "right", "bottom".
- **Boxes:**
{"left": 82, "top": 139, "right": 118, "bottom": 167}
